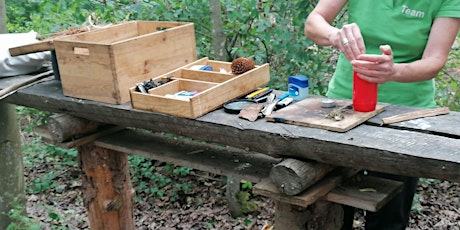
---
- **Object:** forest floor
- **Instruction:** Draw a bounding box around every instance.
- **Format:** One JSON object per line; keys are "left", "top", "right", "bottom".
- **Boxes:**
{"left": 16, "top": 118, "right": 460, "bottom": 230}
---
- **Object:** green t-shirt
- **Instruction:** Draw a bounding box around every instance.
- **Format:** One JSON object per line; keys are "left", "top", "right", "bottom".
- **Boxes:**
{"left": 326, "top": 0, "right": 460, "bottom": 108}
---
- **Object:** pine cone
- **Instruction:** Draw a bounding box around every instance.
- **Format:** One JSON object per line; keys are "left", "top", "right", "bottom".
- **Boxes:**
{"left": 231, "top": 57, "right": 255, "bottom": 74}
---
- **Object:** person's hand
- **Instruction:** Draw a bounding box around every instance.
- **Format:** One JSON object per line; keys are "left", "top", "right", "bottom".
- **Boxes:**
{"left": 351, "top": 45, "right": 396, "bottom": 84}
{"left": 329, "top": 23, "right": 366, "bottom": 60}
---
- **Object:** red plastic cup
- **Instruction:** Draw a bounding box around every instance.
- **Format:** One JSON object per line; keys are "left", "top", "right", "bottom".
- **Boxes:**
{"left": 352, "top": 71, "right": 377, "bottom": 112}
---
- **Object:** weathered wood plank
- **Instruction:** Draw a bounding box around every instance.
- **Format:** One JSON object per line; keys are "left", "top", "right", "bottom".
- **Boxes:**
{"left": 325, "top": 175, "right": 404, "bottom": 212}
{"left": 36, "top": 125, "right": 125, "bottom": 149}
{"left": 93, "top": 129, "right": 281, "bottom": 183}
{"left": 265, "top": 97, "right": 386, "bottom": 132}
{"left": 2, "top": 79, "right": 460, "bottom": 182}
{"left": 369, "top": 104, "right": 460, "bottom": 137}
{"left": 381, "top": 107, "right": 450, "bottom": 124}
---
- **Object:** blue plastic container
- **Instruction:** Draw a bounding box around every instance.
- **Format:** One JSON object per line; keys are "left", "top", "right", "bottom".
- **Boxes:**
{"left": 288, "top": 75, "right": 309, "bottom": 101}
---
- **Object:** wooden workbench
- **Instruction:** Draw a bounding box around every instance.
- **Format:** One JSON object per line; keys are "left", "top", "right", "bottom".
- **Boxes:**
{"left": 1, "top": 73, "right": 459, "bottom": 229}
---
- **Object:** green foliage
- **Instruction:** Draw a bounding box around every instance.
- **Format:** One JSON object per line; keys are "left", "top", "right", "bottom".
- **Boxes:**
{"left": 22, "top": 137, "right": 78, "bottom": 194}
{"left": 243, "top": 217, "right": 253, "bottom": 227}
{"left": 235, "top": 190, "right": 259, "bottom": 215}
{"left": 5, "top": 197, "right": 41, "bottom": 230}
{"left": 232, "top": 179, "right": 259, "bottom": 216}
{"left": 214, "top": 0, "right": 333, "bottom": 92}
{"left": 435, "top": 36, "right": 460, "bottom": 111}
{"left": 204, "top": 220, "right": 216, "bottom": 228}
{"left": 241, "top": 180, "right": 253, "bottom": 190}
{"left": 128, "top": 155, "right": 194, "bottom": 202}
{"left": 419, "top": 178, "right": 442, "bottom": 185}
{"left": 16, "top": 106, "right": 51, "bottom": 133}
{"left": 411, "top": 193, "right": 423, "bottom": 214}
{"left": 6, "top": 197, "right": 70, "bottom": 230}
{"left": 6, "top": 0, "right": 86, "bottom": 35}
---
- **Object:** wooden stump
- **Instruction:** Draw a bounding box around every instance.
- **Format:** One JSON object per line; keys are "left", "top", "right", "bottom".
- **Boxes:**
{"left": 270, "top": 159, "right": 335, "bottom": 195}
{"left": 78, "top": 144, "right": 134, "bottom": 230}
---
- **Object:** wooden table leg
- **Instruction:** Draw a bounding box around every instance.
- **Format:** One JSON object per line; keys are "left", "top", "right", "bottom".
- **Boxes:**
{"left": 78, "top": 144, "right": 134, "bottom": 230}
{"left": 0, "top": 103, "right": 24, "bottom": 229}
{"left": 274, "top": 200, "right": 343, "bottom": 230}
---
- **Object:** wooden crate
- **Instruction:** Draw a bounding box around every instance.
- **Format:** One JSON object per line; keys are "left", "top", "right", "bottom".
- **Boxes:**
{"left": 53, "top": 20, "right": 197, "bottom": 104}
{"left": 130, "top": 57, "right": 270, "bottom": 118}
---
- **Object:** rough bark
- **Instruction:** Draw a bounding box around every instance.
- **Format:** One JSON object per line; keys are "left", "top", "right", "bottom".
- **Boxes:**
{"left": 0, "top": 103, "right": 24, "bottom": 228}
{"left": 270, "top": 159, "right": 336, "bottom": 195}
{"left": 226, "top": 177, "right": 243, "bottom": 217}
{"left": 0, "top": 0, "right": 6, "bottom": 34}
{"left": 78, "top": 144, "right": 134, "bottom": 230}
{"left": 0, "top": 4, "right": 25, "bottom": 228}
{"left": 46, "top": 113, "right": 103, "bottom": 143}
{"left": 209, "top": 0, "right": 242, "bottom": 217}
{"left": 209, "top": 0, "right": 227, "bottom": 61}
{"left": 274, "top": 200, "right": 343, "bottom": 230}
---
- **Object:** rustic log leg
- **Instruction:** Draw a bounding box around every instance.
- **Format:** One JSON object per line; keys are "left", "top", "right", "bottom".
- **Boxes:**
{"left": 274, "top": 200, "right": 343, "bottom": 230}
{"left": 78, "top": 144, "right": 135, "bottom": 230}
{"left": 226, "top": 177, "right": 243, "bottom": 217}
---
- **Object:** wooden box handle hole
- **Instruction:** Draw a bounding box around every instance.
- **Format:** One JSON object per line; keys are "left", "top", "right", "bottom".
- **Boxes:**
{"left": 74, "top": 47, "right": 90, "bottom": 56}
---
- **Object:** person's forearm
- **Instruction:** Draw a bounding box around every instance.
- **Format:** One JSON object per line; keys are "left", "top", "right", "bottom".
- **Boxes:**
{"left": 390, "top": 18, "right": 460, "bottom": 83}
{"left": 391, "top": 57, "right": 446, "bottom": 83}
{"left": 304, "top": 0, "right": 347, "bottom": 47}
{"left": 304, "top": 13, "right": 339, "bottom": 47}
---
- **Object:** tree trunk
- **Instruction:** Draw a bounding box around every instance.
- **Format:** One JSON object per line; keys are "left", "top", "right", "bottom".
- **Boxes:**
{"left": 0, "top": 0, "right": 5, "bottom": 34}
{"left": 0, "top": 2, "right": 25, "bottom": 228}
{"left": 209, "top": 0, "right": 227, "bottom": 61}
{"left": 0, "top": 103, "right": 24, "bottom": 228}
{"left": 209, "top": 0, "right": 245, "bottom": 217}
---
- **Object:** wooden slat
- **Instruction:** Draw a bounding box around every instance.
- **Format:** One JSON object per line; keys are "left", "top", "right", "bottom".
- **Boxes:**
{"left": 253, "top": 167, "right": 358, "bottom": 207}
{"left": 381, "top": 107, "right": 450, "bottom": 124}
{"left": 325, "top": 175, "right": 403, "bottom": 212}
{"left": 36, "top": 125, "right": 125, "bottom": 149}
{"left": 93, "top": 129, "right": 281, "bottom": 183}
{"left": 9, "top": 40, "right": 55, "bottom": 56}
{"left": 0, "top": 70, "right": 53, "bottom": 100}
{"left": 369, "top": 104, "right": 460, "bottom": 137}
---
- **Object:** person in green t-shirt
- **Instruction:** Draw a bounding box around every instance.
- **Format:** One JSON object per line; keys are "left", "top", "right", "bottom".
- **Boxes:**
{"left": 304, "top": 0, "right": 460, "bottom": 229}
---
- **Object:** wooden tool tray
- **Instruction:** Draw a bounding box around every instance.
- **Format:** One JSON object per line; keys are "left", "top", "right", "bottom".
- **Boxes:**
{"left": 130, "top": 57, "right": 270, "bottom": 118}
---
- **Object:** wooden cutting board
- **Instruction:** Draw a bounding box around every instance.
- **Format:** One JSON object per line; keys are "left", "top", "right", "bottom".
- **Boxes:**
{"left": 265, "top": 97, "right": 386, "bottom": 132}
